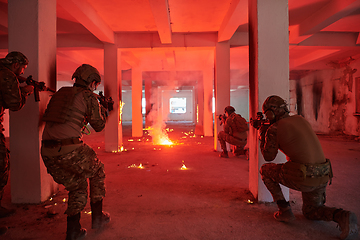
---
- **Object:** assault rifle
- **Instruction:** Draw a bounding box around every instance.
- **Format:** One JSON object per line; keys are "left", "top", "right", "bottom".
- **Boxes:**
{"left": 95, "top": 91, "right": 114, "bottom": 112}
{"left": 218, "top": 114, "right": 227, "bottom": 126}
{"left": 18, "top": 75, "right": 56, "bottom": 102}
{"left": 250, "top": 112, "right": 270, "bottom": 130}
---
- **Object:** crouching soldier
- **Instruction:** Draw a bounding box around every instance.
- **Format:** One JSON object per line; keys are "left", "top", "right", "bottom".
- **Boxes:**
{"left": 218, "top": 106, "right": 248, "bottom": 158}
{"left": 41, "top": 64, "right": 110, "bottom": 240}
{"left": 259, "top": 95, "right": 358, "bottom": 240}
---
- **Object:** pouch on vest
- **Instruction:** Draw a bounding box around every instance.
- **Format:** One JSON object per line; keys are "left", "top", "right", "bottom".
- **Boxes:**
{"left": 303, "top": 159, "right": 332, "bottom": 187}
{"left": 283, "top": 159, "right": 333, "bottom": 187}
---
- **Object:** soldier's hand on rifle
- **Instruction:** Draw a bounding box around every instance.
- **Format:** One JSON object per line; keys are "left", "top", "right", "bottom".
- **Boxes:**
{"left": 221, "top": 117, "right": 226, "bottom": 126}
{"left": 259, "top": 124, "right": 270, "bottom": 142}
{"left": 219, "top": 114, "right": 227, "bottom": 126}
{"left": 97, "top": 92, "right": 114, "bottom": 112}
{"left": 20, "top": 85, "right": 34, "bottom": 96}
{"left": 99, "top": 98, "right": 109, "bottom": 110}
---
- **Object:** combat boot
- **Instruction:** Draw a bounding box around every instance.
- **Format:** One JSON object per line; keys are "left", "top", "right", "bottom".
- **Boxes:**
{"left": 90, "top": 199, "right": 111, "bottom": 229}
{"left": 219, "top": 151, "right": 229, "bottom": 158}
{"left": 234, "top": 147, "right": 245, "bottom": 157}
{"left": 334, "top": 209, "right": 358, "bottom": 240}
{"left": 66, "top": 213, "right": 87, "bottom": 240}
{"left": 274, "top": 200, "right": 295, "bottom": 222}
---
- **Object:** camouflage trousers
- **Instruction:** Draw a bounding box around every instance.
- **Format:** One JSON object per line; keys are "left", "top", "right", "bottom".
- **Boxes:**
{"left": 41, "top": 144, "right": 106, "bottom": 216}
{"left": 0, "top": 134, "right": 9, "bottom": 201}
{"left": 218, "top": 131, "right": 247, "bottom": 151}
{"left": 260, "top": 163, "right": 338, "bottom": 221}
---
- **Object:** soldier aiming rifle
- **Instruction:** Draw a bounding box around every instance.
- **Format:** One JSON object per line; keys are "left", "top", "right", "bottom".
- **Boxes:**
{"left": 18, "top": 75, "right": 55, "bottom": 102}
{"left": 95, "top": 91, "right": 114, "bottom": 113}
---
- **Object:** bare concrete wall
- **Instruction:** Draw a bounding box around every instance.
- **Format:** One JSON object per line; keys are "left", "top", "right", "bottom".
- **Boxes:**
{"left": 293, "top": 58, "right": 360, "bottom": 136}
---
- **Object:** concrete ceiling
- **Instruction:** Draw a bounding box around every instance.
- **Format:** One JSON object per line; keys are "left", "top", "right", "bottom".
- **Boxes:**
{"left": 1, "top": 0, "right": 360, "bottom": 88}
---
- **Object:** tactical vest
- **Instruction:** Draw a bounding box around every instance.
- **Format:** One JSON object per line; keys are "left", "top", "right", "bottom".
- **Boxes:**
{"left": 42, "top": 87, "right": 88, "bottom": 128}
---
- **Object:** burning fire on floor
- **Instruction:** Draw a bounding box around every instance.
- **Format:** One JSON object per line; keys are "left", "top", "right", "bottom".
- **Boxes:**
{"left": 147, "top": 126, "right": 174, "bottom": 145}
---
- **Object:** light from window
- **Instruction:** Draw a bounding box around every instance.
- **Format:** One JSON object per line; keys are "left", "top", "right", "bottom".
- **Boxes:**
{"left": 142, "top": 98, "right": 146, "bottom": 114}
{"left": 170, "top": 98, "right": 186, "bottom": 113}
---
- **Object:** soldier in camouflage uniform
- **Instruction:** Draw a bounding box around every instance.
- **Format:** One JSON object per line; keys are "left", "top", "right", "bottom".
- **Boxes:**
{"left": 218, "top": 106, "right": 249, "bottom": 158}
{"left": 41, "top": 64, "right": 110, "bottom": 240}
{"left": 0, "top": 52, "right": 34, "bottom": 222}
{"left": 258, "top": 95, "right": 358, "bottom": 240}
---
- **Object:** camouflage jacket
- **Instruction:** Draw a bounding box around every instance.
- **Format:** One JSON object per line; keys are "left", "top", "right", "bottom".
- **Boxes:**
{"left": 224, "top": 112, "right": 248, "bottom": 136}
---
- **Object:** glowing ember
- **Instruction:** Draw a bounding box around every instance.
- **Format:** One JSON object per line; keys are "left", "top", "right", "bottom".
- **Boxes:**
{"left": 112, "top": 146, "right": 125, "bottom": 153}
{"left": 180, "top": 164, "right": 187, "bottom": 170}
{"left": 63, "top": 198, "right": 67, "bottom": 203}
{"left": 128, "top": 163, "right": 145, "bottom": 169}
{"left": 247, "top": 199, "right": 254, "bottom": 204}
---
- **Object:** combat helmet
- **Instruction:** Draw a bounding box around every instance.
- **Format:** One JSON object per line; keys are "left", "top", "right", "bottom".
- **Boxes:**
{"left": 225, "top": 106, "right": 235, "bottom": 115}
{"left": 1, "top": 51, "right": 29, "bottom": 66}
{"left": 72, "top": 64, "right": 101, "bottom": 87}
{"left": 262, "top": 95, "right": 289, "bottom": 120}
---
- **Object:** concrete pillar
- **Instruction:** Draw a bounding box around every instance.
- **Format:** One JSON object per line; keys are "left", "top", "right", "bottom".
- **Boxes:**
{"left": 195, "top": 78, "right": 204, "bottom": 135}
{"left": 203, "top": 67, "right": 213, "bottom": 137}
{"left": 132, "top": 67, "right": 143, "bottom": 137}
{"left": 248, "top": 0, "right": 289, "bottom": 202}
{"left": 104, "top": 44, "right": 122, "bottom": 152}
{"left": 214, "top": 41, "right": 230, "bottom": 151}
{"left": 8, "top": 0, "right": 57, "bottom": 203}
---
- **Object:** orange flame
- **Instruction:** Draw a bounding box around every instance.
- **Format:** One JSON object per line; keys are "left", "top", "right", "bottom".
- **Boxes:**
{"left": 149, "top": 127, "right": 173, "bottom": 145}
{"left": 119, "top": 101, "right": 125, "bottom": 123}
{"left": 127, "top": 163, "right": 145, "bottom": 169}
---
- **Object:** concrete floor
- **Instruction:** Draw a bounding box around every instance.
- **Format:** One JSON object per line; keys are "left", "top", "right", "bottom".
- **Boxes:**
{"left": 0, "top": 122, "right": 359, "bottom": 240}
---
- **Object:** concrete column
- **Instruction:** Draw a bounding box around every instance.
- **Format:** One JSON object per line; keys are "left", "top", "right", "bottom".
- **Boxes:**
{"left": 248, "top": 0, "right": 289, "bottom": 202}
{"left": 104, "top": 44, "right": 122, "bottom": 152}
{"left": 8, "top": 0, "right": 57, "bottom": 203}
{"left": 195, "top": 78, "right": 204, "bottom": 135}
{"left": 203, "top": 67, "right": 213, "bottom": 137}
{"left": 214, "top": 41, "right": 230, "bottom": 151}
{"left": 132, "top": 67, "right": 143, "bottom": 137}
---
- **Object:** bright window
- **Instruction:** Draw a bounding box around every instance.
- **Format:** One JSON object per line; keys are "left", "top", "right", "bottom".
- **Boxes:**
{"left": 170, "top": 98, "right": 186, "bottom": 113}
{"left": 142, "top": 98, "right": 146, "bottom": 114}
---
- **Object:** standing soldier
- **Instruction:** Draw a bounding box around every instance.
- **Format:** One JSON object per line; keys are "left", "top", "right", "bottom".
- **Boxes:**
{"left": 257, "top": 95, "right": 358, "bottom": 240}
{"left": 218, "top": 106, "right": 249, "bottom": 158}
{"left": 41, "top": 64, "right": 110, "bottom": 240}
{"left": 0, "top": 52, "right": 34, "bottom": 223}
